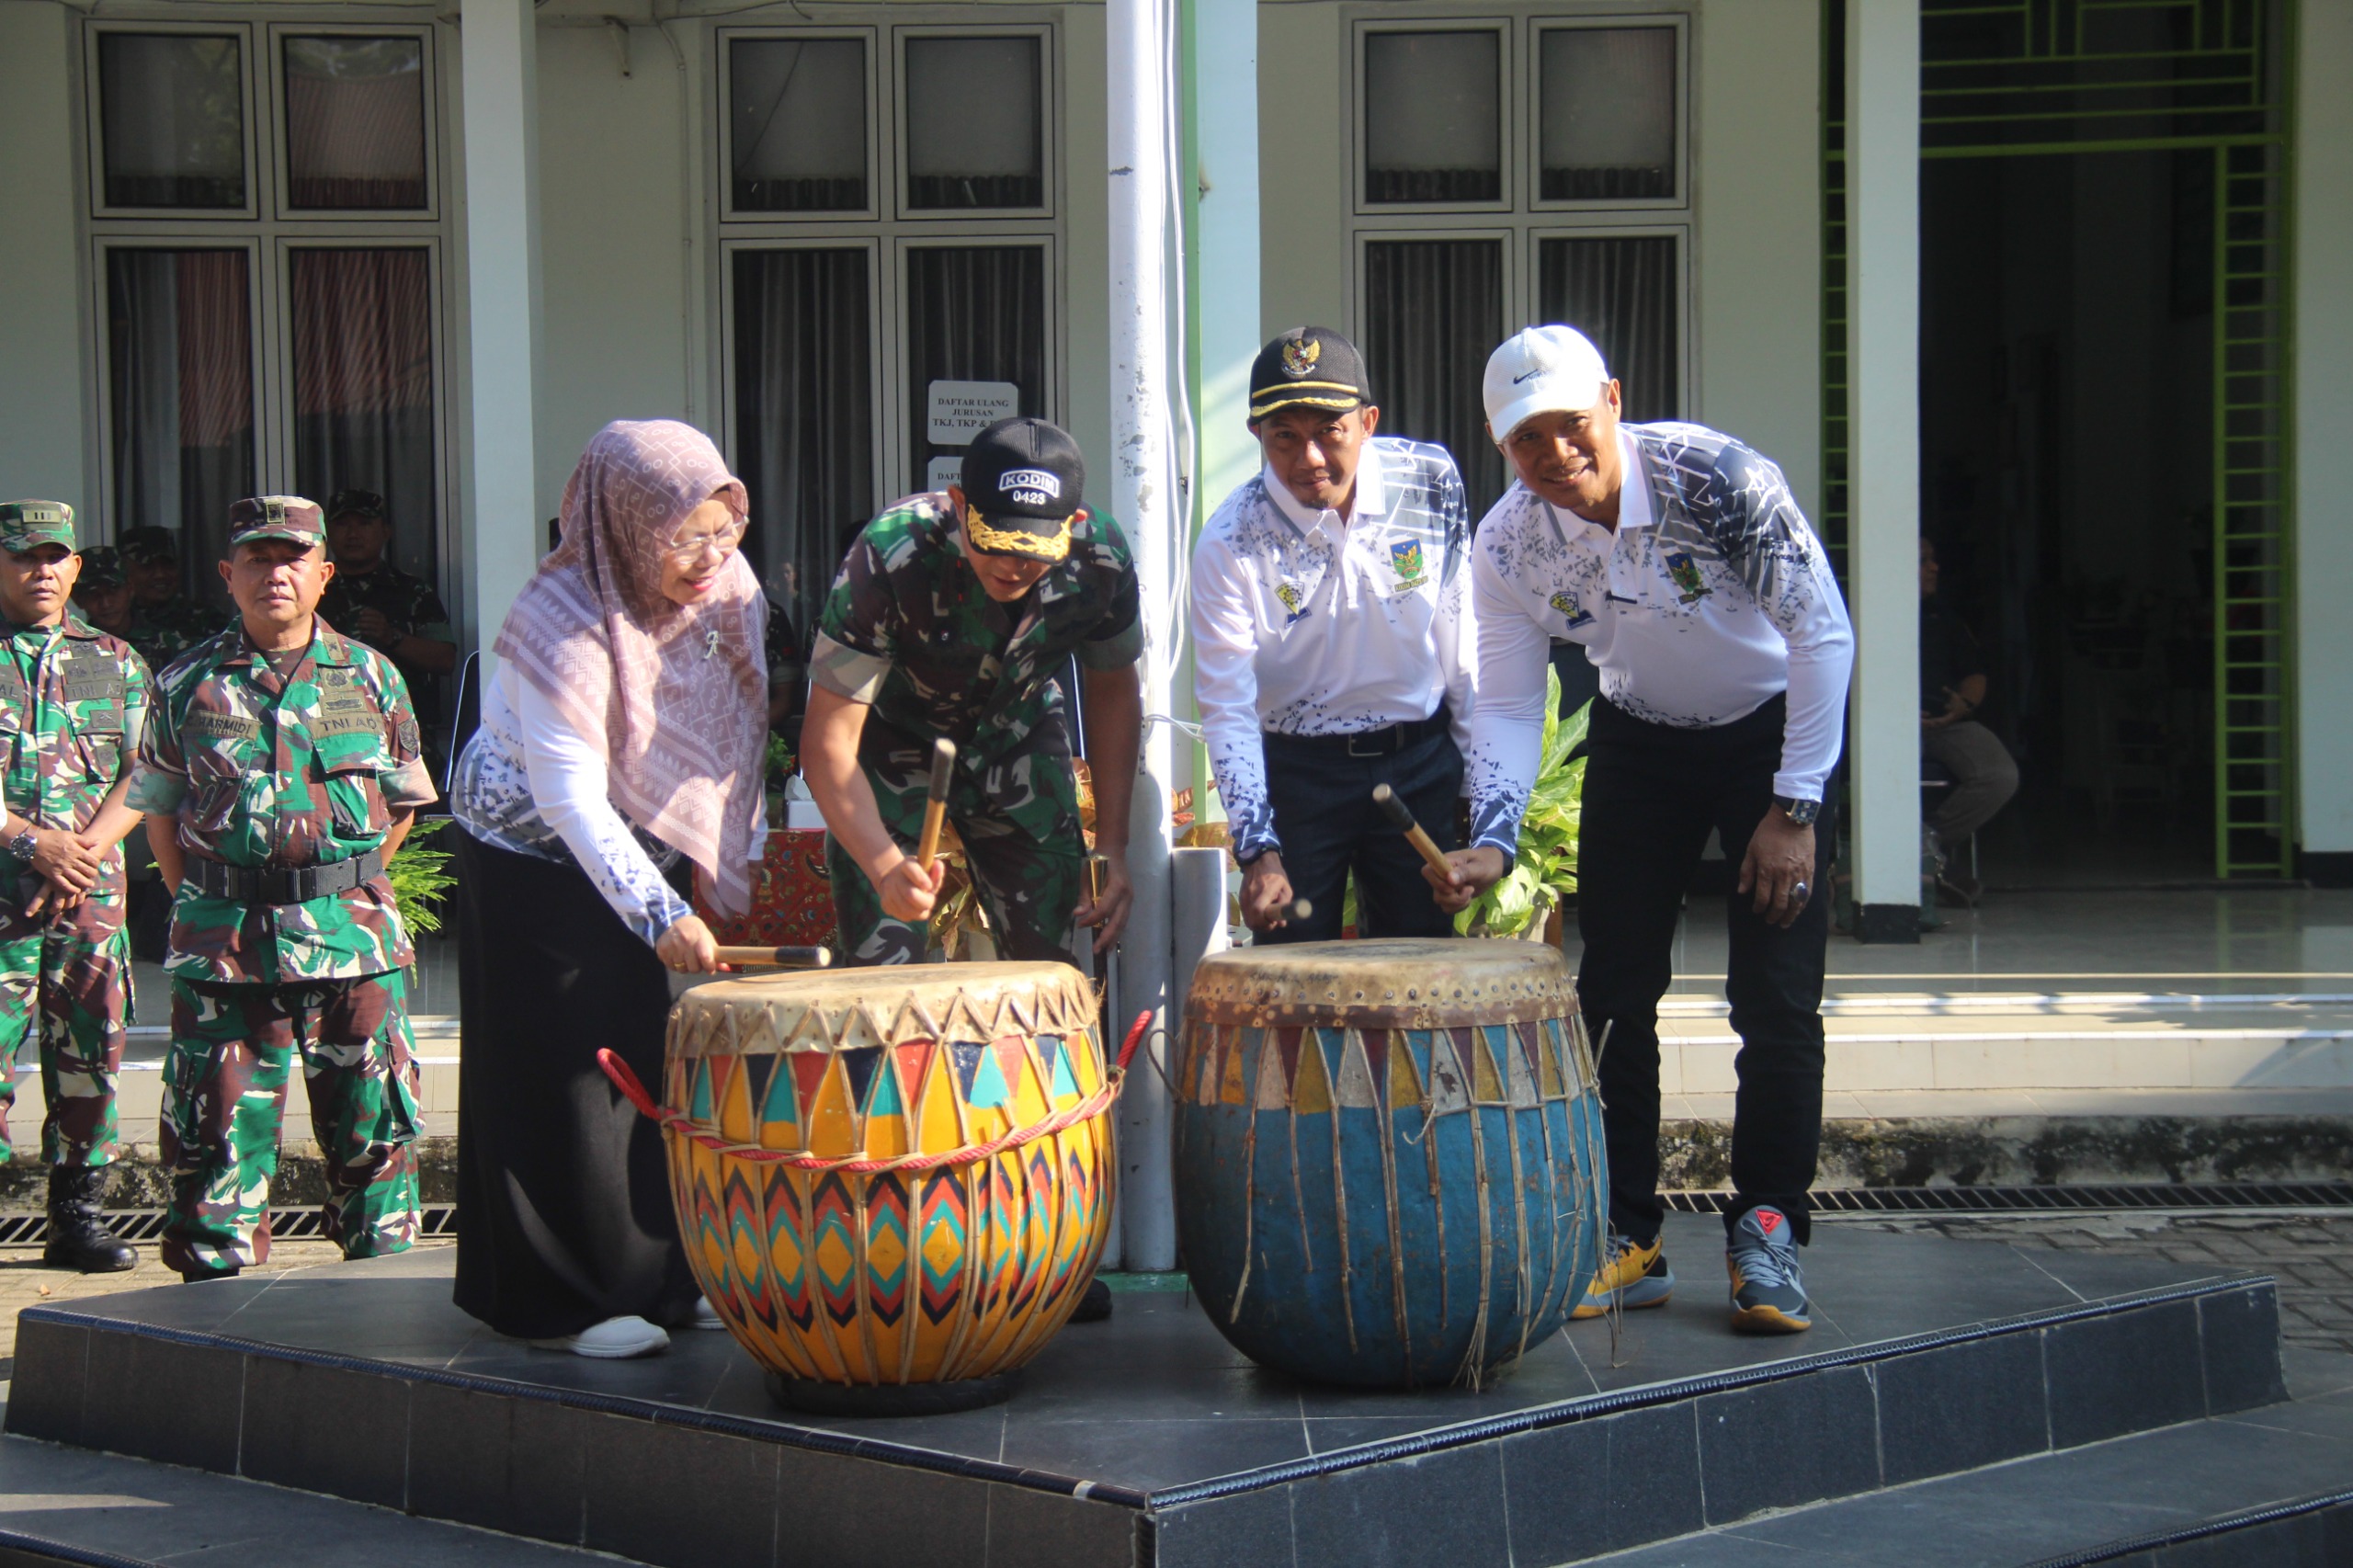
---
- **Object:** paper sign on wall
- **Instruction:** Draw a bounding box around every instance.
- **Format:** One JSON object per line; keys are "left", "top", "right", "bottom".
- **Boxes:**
{"left": 926, "top": 455, "right": 965, "bottom": 494}
{"left": 927, "top": 381, "right": 1019, "bottom": 445}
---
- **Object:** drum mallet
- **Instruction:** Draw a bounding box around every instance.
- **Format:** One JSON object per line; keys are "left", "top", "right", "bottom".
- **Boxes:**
{"left": 1372, "top": 783, "right": 1457, "bottom": 879}
{"left": 915, "top": 737, "right": 956, "bottom": 873}
{"left": 714, "top": 946, "right": 834, "bottom": 970}
{"left": 1270, "top": 897, "right": 1313, "bottom": 925}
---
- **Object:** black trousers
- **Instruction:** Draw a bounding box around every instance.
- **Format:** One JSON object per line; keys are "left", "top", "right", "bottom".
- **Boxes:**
{"left": 451, "top": 831, "right": 701, "bottom": 1339}
{"left": 1576, "top": 694, "right": 1834, "bottom": 1248}
{"left": 1256, "top": 724, "right": 1461, "bottom": 946}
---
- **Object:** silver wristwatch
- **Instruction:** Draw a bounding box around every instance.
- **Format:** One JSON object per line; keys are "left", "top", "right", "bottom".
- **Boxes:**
{"left": 1775, "top": 796, "right": 1820, "bottom": 827}
{"left": 6, "top": 824, "right": 36, "bottom": 863}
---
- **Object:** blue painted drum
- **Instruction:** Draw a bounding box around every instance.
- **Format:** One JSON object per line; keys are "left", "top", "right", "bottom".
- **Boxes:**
{"left": 1174, "top": 937, "right": 1608, "bottom": 1389}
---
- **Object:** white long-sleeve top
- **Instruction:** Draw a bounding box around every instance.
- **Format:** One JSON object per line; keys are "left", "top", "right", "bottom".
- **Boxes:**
{"left": 1464, "top": 422, "right": 1854, "bottom": 854}
{"left": 449, "top": 662, "right": 765, "bottom": 945}
{"left": 1189, "top": 437, "right": 1478, "bottom": 861}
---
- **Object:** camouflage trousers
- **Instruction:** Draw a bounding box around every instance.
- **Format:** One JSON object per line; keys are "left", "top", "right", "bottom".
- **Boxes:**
{"left": 158, "top": 971, "right": 422, "bottom": 1277}
{"left": 0, "top": 924, "right": 130, "bottom": 1168}
{"left": 830, "top": 726, "right": 1086, "bottom": 968}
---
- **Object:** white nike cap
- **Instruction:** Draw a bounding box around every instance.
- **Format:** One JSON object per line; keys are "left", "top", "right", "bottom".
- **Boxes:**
{"left": 1483, "top": 325, "right": 1612, "bottom": 445}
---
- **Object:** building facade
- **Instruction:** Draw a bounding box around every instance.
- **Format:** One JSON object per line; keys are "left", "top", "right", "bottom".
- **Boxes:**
{"left": 2, "top": 0, "right": 2347, "bottom": 919}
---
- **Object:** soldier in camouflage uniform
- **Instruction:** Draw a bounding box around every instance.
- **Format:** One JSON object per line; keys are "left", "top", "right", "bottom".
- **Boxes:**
{"left": 803, "top": 417, "right": 1142, "bottom": 969}
{"left": 318, "top": 489, "right": 457, "bottom": 774}
{"left": 0, "top": 504, "right": 151, "bottom": 1272}
{"left": 128, "top": 495, "right": 439, "bottom": 1280}
{"left": 118, "top": 527, "right": 222, "bottom": 672}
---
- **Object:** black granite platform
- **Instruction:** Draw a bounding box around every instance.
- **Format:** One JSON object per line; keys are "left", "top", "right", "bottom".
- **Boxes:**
{"left": 3, "top": 1214, "right": 2289, "bottom": 1568}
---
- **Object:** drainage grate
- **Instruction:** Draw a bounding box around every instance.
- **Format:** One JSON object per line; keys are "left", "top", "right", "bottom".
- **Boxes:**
{"left": 0, "top": 1206, "right": 460, "bottom": 1246}
{"left": 1666, "top": 1183, "right": 2353, "bottom": 1214}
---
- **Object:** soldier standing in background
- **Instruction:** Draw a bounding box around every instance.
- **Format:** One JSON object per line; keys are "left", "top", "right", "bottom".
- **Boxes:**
{"left": 0, "top": 504, "right": 149, "bottom": 1272}
{"left": 318, "top": 489, "right": 457, "bottom": 774}
{"left": 129, "top": 496, "right": 438, "bottom": 1280}
{"left": 118, "top": 527, "right": 224, "bottom": 665}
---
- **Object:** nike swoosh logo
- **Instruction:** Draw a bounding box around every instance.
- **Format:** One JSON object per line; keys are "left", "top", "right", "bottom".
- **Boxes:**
{"left": 1513, "top": 369, "right": 1546, "bottom": 384}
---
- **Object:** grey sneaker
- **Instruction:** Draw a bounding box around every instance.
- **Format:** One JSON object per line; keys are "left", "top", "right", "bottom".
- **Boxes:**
{"left": 1726, "top": 1206, "right": 1812, "bottom": 1334}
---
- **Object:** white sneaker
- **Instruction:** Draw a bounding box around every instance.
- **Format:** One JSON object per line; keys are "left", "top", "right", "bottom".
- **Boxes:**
{"left": 690, "top": 1297, "right": 727, "bottom": 1330}
{"left": 530, "top": 1315, "right": 671, "bottom": 1359}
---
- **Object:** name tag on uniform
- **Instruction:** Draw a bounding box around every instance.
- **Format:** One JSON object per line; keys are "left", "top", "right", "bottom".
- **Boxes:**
{"left": 63, "top": 677, "right": 122, "bottom": 705}
{"left": 188, "top": 711, "right": 260, "bottom": 743}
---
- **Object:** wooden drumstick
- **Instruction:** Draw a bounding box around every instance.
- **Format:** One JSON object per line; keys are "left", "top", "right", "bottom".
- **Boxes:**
{"left": 1372, "top": 784, "right": 1455, "bottom": 877}
{"left": 714, "top": 946, "right": 834, "bottom": 970}
{"left": 1272, "top": 896, "right": 1313, "bottom": 925}
{"left": 915, "top": 738, "right": 956, "bottom": 872}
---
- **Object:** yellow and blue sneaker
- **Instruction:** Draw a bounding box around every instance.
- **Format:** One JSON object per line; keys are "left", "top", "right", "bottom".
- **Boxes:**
{"left": 1726, "top": 1206, "right": 1812, "bottom": 1334}
{"left": 1570, "top": 1232, "right": 1675, "bottom": 1320}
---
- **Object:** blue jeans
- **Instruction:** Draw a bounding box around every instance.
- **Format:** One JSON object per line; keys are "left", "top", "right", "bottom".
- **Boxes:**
{"left": 1256, "top": 725, "right": 1463, "bottom": 946}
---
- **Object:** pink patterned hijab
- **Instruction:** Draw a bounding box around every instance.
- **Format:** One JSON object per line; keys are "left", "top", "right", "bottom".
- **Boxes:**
{"left": 495, "top": 420, "right": 767, "bottom": 917}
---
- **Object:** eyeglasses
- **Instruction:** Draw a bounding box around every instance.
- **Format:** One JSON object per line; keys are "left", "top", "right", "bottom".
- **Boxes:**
{"left": 664, "top": 518, "right": 747, "bottom": 563}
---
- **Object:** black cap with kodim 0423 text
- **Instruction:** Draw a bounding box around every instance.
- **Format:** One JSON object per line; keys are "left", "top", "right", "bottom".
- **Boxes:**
{"left": 959, "top": 416, "right": 1086, "bottom": 563}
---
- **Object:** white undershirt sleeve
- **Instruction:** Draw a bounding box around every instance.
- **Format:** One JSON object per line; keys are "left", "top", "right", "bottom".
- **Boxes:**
{"left": 1462, "top": 534, "right": 1557, "bottom": 854}
{"left": 510, "top": 673, "right": 696, "bottom": 947}
{"left": 1188, "top": 531, "right": 1280, "bottom": 861}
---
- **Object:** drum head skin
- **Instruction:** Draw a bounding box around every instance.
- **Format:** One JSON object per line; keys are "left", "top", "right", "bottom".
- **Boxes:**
{"left": 672, "top": 960, "right": 1097, "bottom": 1055}
{"left": 1186, "top": 937, "right": 1578, "bottom": 1030}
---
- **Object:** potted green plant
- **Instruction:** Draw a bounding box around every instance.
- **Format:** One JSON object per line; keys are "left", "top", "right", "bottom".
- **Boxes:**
{"left": 1456, "top": 670, "right": 1589, "bottom": 943}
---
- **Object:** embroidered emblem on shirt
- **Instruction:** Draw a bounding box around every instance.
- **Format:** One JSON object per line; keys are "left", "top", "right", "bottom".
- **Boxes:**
{"left": 1388, "top": 540, "right": 1425, "bottom": 587}
{"left": 1281, "top": 338, "right": 1321, "bottom": 378}
{"left": 1549, "top": 591, "right": 1595, "bottom": 631}
{"left": 1274, "top": 580, "right": 1310, "bottom": 624}
{"left": 1664, "top": 551, "right": 1711, "bottom": 605}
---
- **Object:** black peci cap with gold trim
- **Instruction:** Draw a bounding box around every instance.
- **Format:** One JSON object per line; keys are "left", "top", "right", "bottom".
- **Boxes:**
{"left": 1247, "top": 326, "right": 1371, "bottom": 424}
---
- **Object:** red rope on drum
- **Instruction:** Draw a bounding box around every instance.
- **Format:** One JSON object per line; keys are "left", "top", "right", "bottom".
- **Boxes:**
{"left": 596, "top": 1010, "right": 1154, "bottom": 1175}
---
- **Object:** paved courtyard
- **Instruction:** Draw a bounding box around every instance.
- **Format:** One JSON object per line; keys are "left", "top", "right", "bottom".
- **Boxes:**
{"left": 1832, "top": 1210, "right": 2353, "bottom": 1354}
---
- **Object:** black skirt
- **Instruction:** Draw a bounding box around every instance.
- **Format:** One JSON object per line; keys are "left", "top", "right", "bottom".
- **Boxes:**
{"left": 451, "top": 829, "right": 700, "bottom": 1338}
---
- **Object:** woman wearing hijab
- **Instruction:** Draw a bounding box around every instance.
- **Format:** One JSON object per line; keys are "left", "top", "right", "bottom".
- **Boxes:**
{"left": 449, "top": 419, "right": 767, "bottom": 1358}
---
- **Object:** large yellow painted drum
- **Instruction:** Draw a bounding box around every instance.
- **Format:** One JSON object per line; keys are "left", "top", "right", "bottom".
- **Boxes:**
{"left": 649, "top": 961, "right": 1118, "bottom": 1415}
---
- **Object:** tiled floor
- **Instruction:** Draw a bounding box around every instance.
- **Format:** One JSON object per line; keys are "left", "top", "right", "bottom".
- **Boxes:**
{"left": 10, "top": 1214, "right": 2235, "bottom": 1497}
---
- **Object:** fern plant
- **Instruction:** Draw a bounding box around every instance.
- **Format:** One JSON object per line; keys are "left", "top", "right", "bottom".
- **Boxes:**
{"left": 1456, "top": 670, "right": 1589, "bottom": 940}
{"left": 389, "top": 817, "right": 458, "bottom": 937}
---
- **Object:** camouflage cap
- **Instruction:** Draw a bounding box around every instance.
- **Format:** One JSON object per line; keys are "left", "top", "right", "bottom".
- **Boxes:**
{"left": 74, "top": 545, "right": 128, "bottom": 590}
{"left": 118, "top": 526, "right": 181, "bottom": 565}
{"left": 0, "top": 500, "right": 76, "bottom": 555}
{"left": 226, "top": 494, "right": 325, "bottom": 551}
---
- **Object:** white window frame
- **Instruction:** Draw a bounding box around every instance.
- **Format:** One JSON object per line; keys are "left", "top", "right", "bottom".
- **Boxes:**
{"left": 78, "top": 12, "right": 458, "bottom": 592}
{"left": 716, "top": 27, "right": 882, "bottom": 224}
{"left": 1525, "top": 13, "right": 1690, "bottom": 213}
{"left": 85, "top": 21, "right": 262, "bottom": 223}
{"left": 1342, "top": 6, "right": 1695, "bottom": 417}
{"left": 893, "top": 23, "right": 1057, "bottom": 222}
{"left": 1352, "top": 18, "right": 1514, "bottom": 219}
{"left": 265, "top": 22, "right": 442, "bottom": 224}
{"left": 716, "top": 17, "right": 1065, "bottom": 505}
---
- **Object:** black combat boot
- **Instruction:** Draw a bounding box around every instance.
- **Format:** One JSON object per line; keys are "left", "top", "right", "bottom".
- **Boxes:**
{"left": 43, "top": 1165, "right": 138, "bottom": 1273}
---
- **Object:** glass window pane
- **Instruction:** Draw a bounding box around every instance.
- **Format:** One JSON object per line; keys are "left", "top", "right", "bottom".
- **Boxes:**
{"left": 1538, "top": 235, "right": 1679, "bottom": 421}
{"left": 1361, "top": 239, "right": 1505, "bottom": 515}
{"left": 98, "top": 35, "right": 245, "bottom": 210}
{"left": 290, "top": 247, "right": 440, "bottom": 668}
{"left": 1540, "top": 28, "right": 1676, "bottom": 201}
{"left": 904, "top": 246, "right": 1046, "bottom": 493}
{"left": 731, "top": 39, "right": 868, "bottom": 213}
{"left": 106, "top": 249, "right": 254, "bottom": 611}
{"left": 733, "top": 249, "right": 875, "bottom": 642}
{"left": 1363, "top": 32, "right": 1500, "bottom": 205}
{"left": 904, "top": 38, "right": 1043, "bottom": 210}
{"left": 283, "top": 37, "right": 428, "bottom": 210}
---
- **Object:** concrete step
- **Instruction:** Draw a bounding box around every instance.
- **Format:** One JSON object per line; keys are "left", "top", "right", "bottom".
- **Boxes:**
{"left": 1582, "top": 1347, "right": 2353, "bottom": 1566}
{"left": 0, "top": 1419, "right": 615, "bottom": 1567}
{"left": 1654, "top": 994, "right": 2353, "bottom": 1094}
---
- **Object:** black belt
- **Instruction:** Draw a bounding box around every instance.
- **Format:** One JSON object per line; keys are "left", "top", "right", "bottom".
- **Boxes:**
{"left": 1261, "top": 705, "right": 1451, "bottom": 759}
{"left": 184, "top": 851, "right": 383, "bottom": 905}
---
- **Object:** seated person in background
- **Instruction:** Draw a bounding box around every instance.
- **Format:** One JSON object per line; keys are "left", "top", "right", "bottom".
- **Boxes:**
{"left": 1919, "top": 536, "right": 2018, "bottom": 898}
